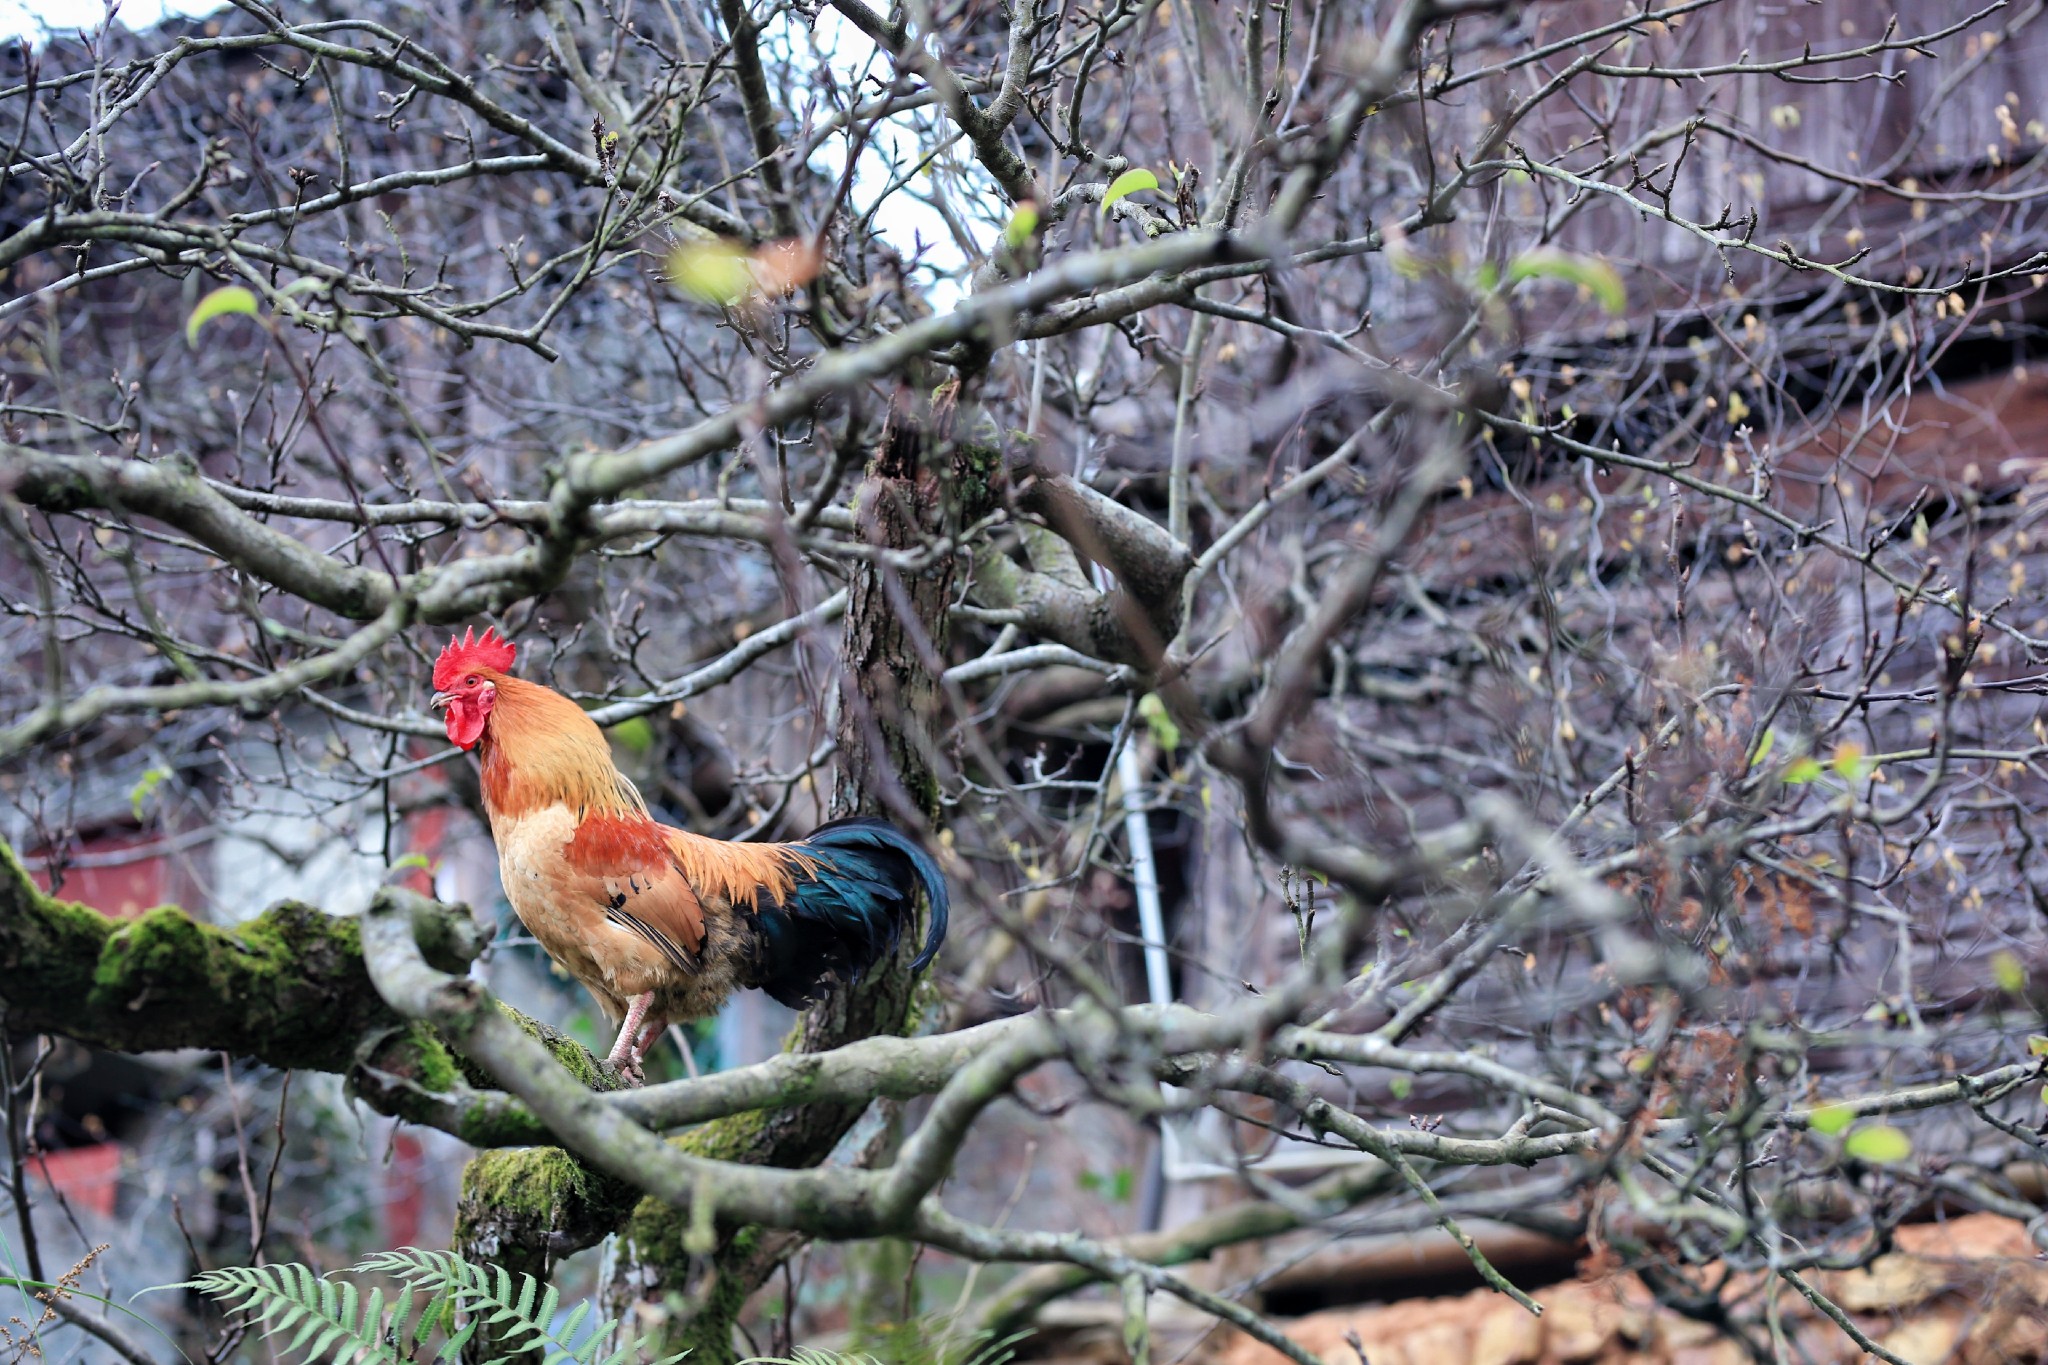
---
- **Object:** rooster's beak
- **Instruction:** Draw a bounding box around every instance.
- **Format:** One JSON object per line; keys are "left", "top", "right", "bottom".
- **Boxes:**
{"left": 429, "top": 691, "right": 454, "bottom": 712}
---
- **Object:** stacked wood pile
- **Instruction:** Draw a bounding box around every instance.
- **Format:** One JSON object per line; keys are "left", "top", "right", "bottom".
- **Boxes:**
{"left": 1210, "top": 1214, "right": 2048, "bottom": 1365}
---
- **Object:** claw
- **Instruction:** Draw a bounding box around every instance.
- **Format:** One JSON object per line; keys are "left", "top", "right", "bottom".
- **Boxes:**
{"left": 608, "top": 1013, "right": 666, "bottom": 1089}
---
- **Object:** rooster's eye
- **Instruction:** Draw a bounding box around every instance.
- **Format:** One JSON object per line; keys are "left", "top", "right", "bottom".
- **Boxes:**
{"left": 467, "top": 675, "right": 480, "bottom": 687}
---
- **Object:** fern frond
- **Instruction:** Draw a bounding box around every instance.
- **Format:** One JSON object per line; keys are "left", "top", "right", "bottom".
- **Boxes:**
{"left": 739, "top": 1321, "right": 1026, "bottom": 1365}
{"left": 957, "top": 1328, "right": 1027, "bottom": 1365}
{"left": 741, "top": 1349, "right": 883, "bottom": 1365}
{"left": 592, "top": 1334, "right": 690, "bottom": 1365}
{"left": 351, "top": 1247, "right": 466, "bottom": 1288}
{"left": 434, "top": 1314, "right": 478, "bottom": 1364}
{"left": 177, "top": 1249, "right": 686, "bottom": 1365}
{"left": 176, "top": 1265, "right": 401, "bottom": 1365}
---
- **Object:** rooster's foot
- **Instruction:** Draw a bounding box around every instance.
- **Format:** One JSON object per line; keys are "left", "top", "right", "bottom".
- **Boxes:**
{"left": 601, "top": 1044, "right": 646, "bottom": 1086}
{"left": 605, "top": 992, "right": 657, "bottom": 1084}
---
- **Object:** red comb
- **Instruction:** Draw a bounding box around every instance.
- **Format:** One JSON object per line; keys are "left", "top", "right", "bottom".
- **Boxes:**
{"left": 433, "top": 626, "right": 517, "bottom": 691}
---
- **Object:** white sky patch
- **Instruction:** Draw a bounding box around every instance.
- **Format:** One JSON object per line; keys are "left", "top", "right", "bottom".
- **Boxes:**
{"left": 773, "top": 4, "right": 1004, "bottom": 314}
{"left": 1, "top": 0, "right": 220, "bottom": 42}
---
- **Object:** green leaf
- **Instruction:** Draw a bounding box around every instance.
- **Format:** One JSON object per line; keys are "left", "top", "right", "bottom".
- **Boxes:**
{"left": 186, "top": 285, "right": 261, "bottom": 345}
{"left": 1505, "top": 249, "right": 1626, "bottom": 315}
{"left": 1781, "top": 756, "right": 1824, "bottom": 784}
{"left": 608, "top": 715, "right": 655, "bottom": 754}
{"left": 1101, "top": 168, "right": 1160, "bottom": 215}
{"left": 1749, "top": 727, "right": 1776, "bottom": 767}
{"left": 129, "top": 764, "right": 172, "bottom": 821}
{"left": 1993, "top": 950, "right": 2026, "bottom": 994}
{"left": 436, "top": 1318, "right": 477, "bottom": 1363}
{"left": 1843, "top": 1124, "right": 1911, "bottom": 1164}
{"left": 1829, "top": 741, "right": 1871, "bottom": 781}
{"left": 1388, "top": 1075, "right": 1413, "bottom": 1100}
{"left": 1002, "top": 203, "right": 1040, "bottom": 250}
{"left": 385, "top": 853, "right": 433, "bottom": 888}
{"left": 1137, "top": 693, "right": 1181, "bottom": 751}
{"left": 1808, "top": 1103, "right": 1854, "bottom": 1135}
{"left": 2027, "top": 1034, "right": 2048, "bottom": 1057}
{"left": 665, "top": 239, "right": 754, "bottom": 305}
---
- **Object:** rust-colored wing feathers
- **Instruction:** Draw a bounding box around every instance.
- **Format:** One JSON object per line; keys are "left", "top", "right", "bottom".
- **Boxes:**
{"left": 503, "top": 800, "right": 826, "bottom": 1022}
{"left": 564, "top": 813, "right": 708, "bottom": 970}
{"left": 556, "top": 815, "right": 821, "bottom": 964}
{"left": 602, "top": 885, "right": 702, "bottom": 974}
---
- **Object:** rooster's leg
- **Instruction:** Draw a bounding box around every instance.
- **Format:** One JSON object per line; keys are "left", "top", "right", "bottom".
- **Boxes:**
{"left": 632, "top": 1011, "right": 669, "bottom": 1066}
{"left": 606, "top": 992, "right": 655, "bottom": 1076}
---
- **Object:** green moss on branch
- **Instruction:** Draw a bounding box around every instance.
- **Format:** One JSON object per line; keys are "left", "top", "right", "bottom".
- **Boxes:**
{"left": 0, "top": 838, "right": 583, "bottom": 1153}
{"left": 455, "top": 1146, "right": 640, "bottom": 1289}
{"left": 498, "top": 1001, "right": 619, "bottom": 1090}
{"left": 6, "top": 835, "right": 663, "bottom": 1365}
{"left": 0, "top": 841, "right": 397, "bottom": 1072}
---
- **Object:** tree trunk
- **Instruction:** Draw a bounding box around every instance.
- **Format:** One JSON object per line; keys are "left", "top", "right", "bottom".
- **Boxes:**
{"left": 603, "top": 390, "right": 998, "bottom": 1361}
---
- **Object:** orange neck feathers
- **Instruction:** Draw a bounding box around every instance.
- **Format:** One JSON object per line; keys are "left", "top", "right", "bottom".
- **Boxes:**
{"left": 476, "top": 676, "right": 646, "bottom": 822}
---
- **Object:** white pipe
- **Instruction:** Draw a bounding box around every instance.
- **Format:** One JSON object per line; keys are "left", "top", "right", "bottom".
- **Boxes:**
{"left": 1118, "top": 741, "right": 1175, "bottom": 1008}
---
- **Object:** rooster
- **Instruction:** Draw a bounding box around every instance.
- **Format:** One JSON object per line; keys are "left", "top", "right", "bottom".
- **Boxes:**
{"left": 429, "top": 627, "right": 947, "bottom": 1083}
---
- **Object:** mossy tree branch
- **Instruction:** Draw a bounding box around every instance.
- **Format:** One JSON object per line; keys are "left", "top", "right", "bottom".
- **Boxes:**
{"left": 0, "top": 838, "right": 612, "bottom": 1147}
{"left": 16, "top": 834, "right": 2039, "bottom": 1361}
{"left": 0, "top": 840, "right": 453, "bottom": 1073}
{"left": 352, "top": 889, "right": 1363, "bottom": 1365}
{"left": 0, "top": 836, "right": 637, "bottom": 1363}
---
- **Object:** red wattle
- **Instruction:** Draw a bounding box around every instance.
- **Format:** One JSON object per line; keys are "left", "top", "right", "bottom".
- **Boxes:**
{"left": 445, "top": 702, "right": 488, "bottom": 750}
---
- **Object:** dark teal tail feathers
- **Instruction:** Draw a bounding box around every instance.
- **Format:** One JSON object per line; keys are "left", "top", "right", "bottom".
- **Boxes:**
{"left": 745, "top": 817, "right": 950, "bottom": 1009}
